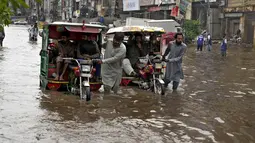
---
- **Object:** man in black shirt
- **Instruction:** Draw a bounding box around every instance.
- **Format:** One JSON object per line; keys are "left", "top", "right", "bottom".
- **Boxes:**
{"left": 77, "top": 34, "right": 100, "bottom": 59}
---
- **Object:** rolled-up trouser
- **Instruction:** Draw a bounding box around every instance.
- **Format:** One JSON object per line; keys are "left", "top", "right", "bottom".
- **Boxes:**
{"left": 207, "top": 44, "right": 212, "bottom": 51}
{"left": 95, "top": 64, "right": 101, "bottom": 76}
{"left": 221, "top": 50, "right": 227, "bottom": 57}
{"left": 56, "top": 56, "right": 71, "bottom": 64}
{"left": 197, "top": 45, "right": 203, "bottom": 51}
{"left": 172, "top": 81, "right": 179, "bottom": 90}
{"left": 164, "top": 79, "right": 179, "bottom": 90}
{"left": 92, "top": 57, "right": 101, "bottom": 77}
{"left": 104, "top": 81, "right": 120, "bottom": 94}
{"left": 0, "top": 39, "right": 3, "bottom": 47}
{"left": 122, "top": 58, "right": 134, "bottom": 75}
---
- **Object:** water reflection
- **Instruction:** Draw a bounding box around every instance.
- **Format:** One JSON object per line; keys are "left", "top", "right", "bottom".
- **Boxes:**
{"left": 1, "top": 26, "right": 255, "bottom": 142}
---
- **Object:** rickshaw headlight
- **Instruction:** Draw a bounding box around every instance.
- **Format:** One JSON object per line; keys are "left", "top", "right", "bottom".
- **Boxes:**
{"left": 155, "top": 63, "right": 162, "bottom": 69}
{"left": 82, "top": 65, "right": 91, "bottom": 72}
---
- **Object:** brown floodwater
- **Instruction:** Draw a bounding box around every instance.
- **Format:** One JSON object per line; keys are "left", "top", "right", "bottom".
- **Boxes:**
{"left": 0, "top": 26, "right": 255, "bottom": 143}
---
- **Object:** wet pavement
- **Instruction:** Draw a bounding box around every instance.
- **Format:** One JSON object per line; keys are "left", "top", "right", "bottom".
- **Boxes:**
{"left": 1, "top": 26, "right": 255, "bottom": 143}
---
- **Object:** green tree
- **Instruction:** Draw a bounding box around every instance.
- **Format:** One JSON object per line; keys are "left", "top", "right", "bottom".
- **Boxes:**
{"left": 183, "top": 20, "right": 201, "bottom": 43}
{"left": 0, "top": 0, "right": 41, "bottom": 29}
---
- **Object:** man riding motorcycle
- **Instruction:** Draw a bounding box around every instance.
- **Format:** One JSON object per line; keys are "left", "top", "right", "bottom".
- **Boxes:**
{"left": 77, "top": 34, "right": 100, "bottom": 59}
{"left": 77, "top": 34, "right": 101, "bottom": 77}
{"left": 123, "top": 33, "right": 148, "bottom": 76}
{"left": 28, "top": 22, "right": 38, "bottom": 41}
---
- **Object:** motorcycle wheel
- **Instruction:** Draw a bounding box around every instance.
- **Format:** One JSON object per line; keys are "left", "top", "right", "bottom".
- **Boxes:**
{"left": 82, "top": 86, "right": 91, "bottom": 101}
{"left": 155, "top": 80, "right": 165, "bottom": 95}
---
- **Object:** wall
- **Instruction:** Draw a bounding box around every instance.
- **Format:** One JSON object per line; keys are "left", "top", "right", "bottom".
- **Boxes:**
{"left": 210, "top": 8, "right": 222, "bottom": 38}
{"left": 192, "top": 3, "right": 222, "bottom": 39}
{"left": 253, "top": 27, "right": 255, "bottom": 47}
{"left": 228, "top": 0, "right": 255, "bottom": 7}
{"left": 245, "top": 13, "right": 255, "bottom": 43}
{"left": 229, "top": 18, "right": 240, "bottom": 36}
{"left": 140, "top": 0, "right": 154, "bottom": 6}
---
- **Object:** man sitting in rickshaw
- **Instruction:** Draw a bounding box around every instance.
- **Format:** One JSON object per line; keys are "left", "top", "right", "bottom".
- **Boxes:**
{"left": 77, "top": 34, "right": 101, "bottom": 78}
{"left": 77, "top": 34, "right": 100, "bottom": 59}
{"left": 54, "top": 32, "right": 75, "bottom": 81}
{"left": 149, "top": 34, "right": 160, "bottom": 54}
{"left": 123, "top": 33, "right": 148, "bottom": 76}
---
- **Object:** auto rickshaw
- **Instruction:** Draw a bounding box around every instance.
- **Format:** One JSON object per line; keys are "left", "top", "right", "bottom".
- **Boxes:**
{"left": 39, "top": 21, "right": 106, "bottom": 101}
{"left": 106, "top": 26, "right": 166, "bottom": 95}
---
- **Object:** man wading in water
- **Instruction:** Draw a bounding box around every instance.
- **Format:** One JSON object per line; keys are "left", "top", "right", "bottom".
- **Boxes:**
{"left": 95, "top": 32, "right": 126, "bottom": 94}
{"left": 162, "top": 33, "right": 187, "bottom": 91}
{"left": 0, "top": 26, "right": 5, "bottom": 47}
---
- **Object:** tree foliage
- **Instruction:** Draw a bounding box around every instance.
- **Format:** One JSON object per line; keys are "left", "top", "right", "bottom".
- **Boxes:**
{"left": 0, "top": 0, "right": 41, "bottom": 29}
{"left": 0, "top": 5, "right": 12, "bottom": 27}
{"left": 183, "top": 20, "right": 201, "bottom": 43}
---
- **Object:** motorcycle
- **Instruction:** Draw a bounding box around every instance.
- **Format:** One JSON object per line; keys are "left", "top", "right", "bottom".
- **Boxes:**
{"left": 63, "top": 58, "right": 97, "bottom": 101}
{"left": 230, "top": 35, "right": 242, "bottom": 43}
{"left": 133, "top": 55, "right": 165, "bottom": 95}
{"left": 28, "top": 27, "right": 38, "bottom": 41}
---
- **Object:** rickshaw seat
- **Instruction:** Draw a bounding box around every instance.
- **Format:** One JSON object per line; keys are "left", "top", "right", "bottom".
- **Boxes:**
{"left": 152, "top": 59, "right": 162, "bottom": 63}
{"left": 137, "top": 63, "right": 146, "bottom": 69}
{"left": 68, "top": 64, "right": 78, "bottom": 70}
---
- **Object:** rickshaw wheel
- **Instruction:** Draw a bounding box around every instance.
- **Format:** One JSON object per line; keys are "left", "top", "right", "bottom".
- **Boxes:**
{"left": 82, "top": 86, "right": 91, "bottom": 101}
{"left": 47, "top": 83, "right": 61, "bottom": 90}
{"left": 90, "top": 83, "right": 101, "bottom": 91}
{"left": 120, "top": 79, "right": 131, "bottom": 86}
{"left": 155, "top": 80, "right": 165, "bottom": 95}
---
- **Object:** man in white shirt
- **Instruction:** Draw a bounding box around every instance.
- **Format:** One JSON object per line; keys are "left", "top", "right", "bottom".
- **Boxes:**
{"left": 207, "top": 33, "right": 212, "bottom": 51}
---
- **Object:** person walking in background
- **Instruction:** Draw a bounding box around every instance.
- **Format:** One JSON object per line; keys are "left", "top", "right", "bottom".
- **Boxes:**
{"left": 221, "top": 34, "right": 227, "bottom": 57}
{"left": 207, "top": 33, "right": 212, "bottom": 51}
{"left": 0, "top": 26, "right": 5, "bottom": 47}
{"left": 197, "top": 34, "right": 204, "bottom": 51}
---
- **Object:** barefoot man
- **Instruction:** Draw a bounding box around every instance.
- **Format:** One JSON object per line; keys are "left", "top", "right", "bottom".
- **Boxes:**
{"left": 55, "top": 32, "right": 75, "bottom": 80}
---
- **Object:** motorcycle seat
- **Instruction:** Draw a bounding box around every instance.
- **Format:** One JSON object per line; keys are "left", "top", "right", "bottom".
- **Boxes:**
{"left": 152, "top": 59, "right": 162, "bottom": 63}
{"left": 68, "top": 64, "right": 78, "bottom": 70}
{"left": 137, "top": 63, "right": 146, "bottom": 69}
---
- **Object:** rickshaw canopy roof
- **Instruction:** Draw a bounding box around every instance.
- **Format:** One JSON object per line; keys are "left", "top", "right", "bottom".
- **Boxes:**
{"left": 106, "top": 26, "right": 165, "bottom": 35}
{"left": 47, "top": 22, "right": 107, "bottom": 29}
{"left": 45, "top": 22, "right": 106, "bottom": 39}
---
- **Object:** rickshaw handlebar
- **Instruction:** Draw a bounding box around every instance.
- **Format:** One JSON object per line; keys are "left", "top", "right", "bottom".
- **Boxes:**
{"left": 62, "top": 57, "right": 73, "bottom": 60}
{"left": 138, "top": 55, "right": 162, "bottom": 60}
{"left": 62, "top": 58, "right": 98, "bottom": 65}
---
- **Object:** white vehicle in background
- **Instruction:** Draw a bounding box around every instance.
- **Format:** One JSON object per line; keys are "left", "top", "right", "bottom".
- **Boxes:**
{"left": 145, "top": 19, "right": 182, "bottom": 33}
{"left": 14, "top": 21, "right": 28, "bottom": 25}
{"left": 89, "top": 22, "right": 102, "bottom": 25}
{"left": 125, "top": 17, "right": 151, "bottom": 26}
{"left": 125, "top": 17, "right": 182, "bottom": 33}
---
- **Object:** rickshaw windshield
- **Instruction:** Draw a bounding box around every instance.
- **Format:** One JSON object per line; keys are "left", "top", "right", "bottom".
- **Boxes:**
{"left": 39, "top": 22, "right": 106, "bottom": 94}
{"left": 42, "top": 22, "right": 106, "bottom": 65}
{"left": 106, "top": 26, "right": 165, "bottom": 55}
{"left": 47, "top": 24, "right": 104, "bottom": 40}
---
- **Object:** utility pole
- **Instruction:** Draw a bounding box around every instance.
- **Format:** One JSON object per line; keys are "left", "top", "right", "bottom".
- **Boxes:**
{"left": 207, "top": 0, "right": 210, "bottom": 34}
{"left": 37, "top": 1, "right": 40, "bottom": 20}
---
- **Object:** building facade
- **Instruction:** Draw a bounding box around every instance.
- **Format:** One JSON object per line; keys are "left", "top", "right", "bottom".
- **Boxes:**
{"left": 192, "top": 0, "right": 223, "bottom": 39}
{"left": 117, "top": 0, "right": 176, "bottom": 20}
{"left": 224, "top": 0, "right": 255, "bottom": 43}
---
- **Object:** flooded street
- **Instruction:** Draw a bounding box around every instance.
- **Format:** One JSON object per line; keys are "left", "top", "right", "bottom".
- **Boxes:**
{"left": 1, "top": 26, "right": 255, "bottom": 143}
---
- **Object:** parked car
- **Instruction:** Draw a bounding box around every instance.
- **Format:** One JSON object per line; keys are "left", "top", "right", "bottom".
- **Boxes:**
{"left": 14, "top": 21, "right": 28, "bottom": 25}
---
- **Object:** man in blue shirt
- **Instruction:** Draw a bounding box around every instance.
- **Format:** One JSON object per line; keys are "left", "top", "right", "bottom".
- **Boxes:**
{"left": 221, "top": 34, "right": 227, "bottom": 57}
{"left": 197, "top": 34, "right": 204, "bottom": 51}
